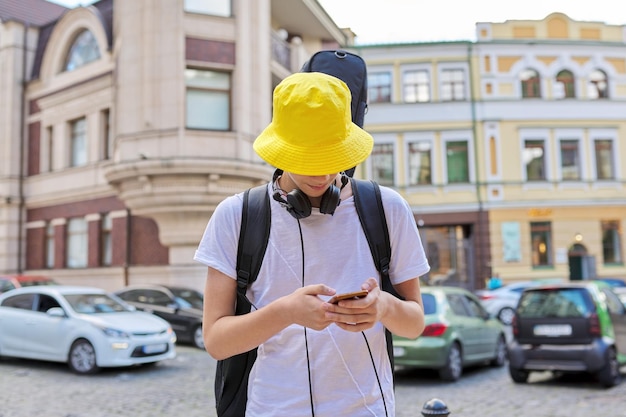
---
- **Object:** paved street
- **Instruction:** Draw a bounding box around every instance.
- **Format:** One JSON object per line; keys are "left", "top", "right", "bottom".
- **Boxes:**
{"left": 1, "top": 344, "right": 625, "bottom": 417}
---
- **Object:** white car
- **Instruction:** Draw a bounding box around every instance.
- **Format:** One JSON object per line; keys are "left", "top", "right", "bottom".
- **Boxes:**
{"left": 0, "top": 286, "right": 176, "bottom": 374}
{"left": 476, "top": 281, "right": 546, "bottom": 325}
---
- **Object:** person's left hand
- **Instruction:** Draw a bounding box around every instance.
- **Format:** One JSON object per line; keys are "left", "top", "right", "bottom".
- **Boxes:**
{"left": 322, "top": 277, "right": 385, "bottom": 332}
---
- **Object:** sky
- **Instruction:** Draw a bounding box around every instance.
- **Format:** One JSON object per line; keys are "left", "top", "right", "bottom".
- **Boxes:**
{"left": 49, "top": 0, "right": 626, "bottom": 44}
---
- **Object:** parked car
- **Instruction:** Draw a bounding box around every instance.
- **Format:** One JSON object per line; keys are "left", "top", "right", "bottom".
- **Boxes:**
{"left": 476, "top": 279, "right": 563, "bottom": 325}
{"left": 393, "top": 286, "right": 507, "bottom": 381}
{"left": 508, "top": 281, "right": 626, "bottom": 388}
{"left": 0, "top": 286, "right": 176, "bottom": 374}
{"left": 114, "top": 284, "right": 204, "bottom": 349}
{"left": 0, "top": 274, "right": 58, "bottom": 294}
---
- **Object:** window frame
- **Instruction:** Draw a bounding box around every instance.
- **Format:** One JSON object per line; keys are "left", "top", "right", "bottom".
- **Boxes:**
{"left": 520, "top": 68, "right": 541, "bottom": 98}
{"left": 69, "top": 117, "right": 87, "bottom": 168}
{"left": 601, "top": 220, "right": 623, "bottom": 265}
{"left": 402, "top": 68, "right": 430, "bottom": 103}
{"left": 439, "top": 68, "right": 467, "bottom": 102}
{"left": 368, "top": 70, "right": 392, "bottom": 104}
{"left": 185, "top": 68, "right": 232, "bottom": 131}
{"left": 555, "top": 69, "right": 575, "bottom": 98}
{"left": 405, "top": 135, "right": 434, "bottom": 186}
{"left": 367, "top": 134, "right": 396, "bottom": 186}
{"left": 530, "top": 221, "right": 553, "bottom": 268}
{"left": 183, "top": 0, "right": 231, "bottom": 16}
{"left": 67, "top": 217, "right": 88, "bottom": 269}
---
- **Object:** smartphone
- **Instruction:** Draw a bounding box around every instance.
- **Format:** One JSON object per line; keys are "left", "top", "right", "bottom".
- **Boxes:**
{"left": 328, "top": 290, "right": 368, "bottom": 304}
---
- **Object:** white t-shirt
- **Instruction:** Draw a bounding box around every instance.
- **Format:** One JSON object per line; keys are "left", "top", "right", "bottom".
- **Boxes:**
{"left": 194, "top": 182, "right": 430, "bottom": 417}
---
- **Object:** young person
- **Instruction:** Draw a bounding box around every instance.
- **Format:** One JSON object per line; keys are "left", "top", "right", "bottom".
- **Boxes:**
{"left": 194, "top": 72, "right": 430, "bottom": 416}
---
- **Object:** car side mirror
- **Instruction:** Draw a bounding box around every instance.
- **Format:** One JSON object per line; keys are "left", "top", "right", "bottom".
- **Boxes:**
{"left": 47, "top": 307, "right": 66, "bottom": 317}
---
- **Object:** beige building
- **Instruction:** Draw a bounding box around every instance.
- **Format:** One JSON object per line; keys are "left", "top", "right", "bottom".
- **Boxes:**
{"left": 358, "top": 13, "right": 626, "bottom": 288}
{"left": 2, "top": 3, "right": 625, "bottom": 293}
{"left": 0, "top": 0, "right": 350, "bottom": 291}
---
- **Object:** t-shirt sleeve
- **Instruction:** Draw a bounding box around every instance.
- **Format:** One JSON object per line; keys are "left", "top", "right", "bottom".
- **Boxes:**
{"left": 193, "top": 192, "right": 244, "bottom": 280}
{"left": 380, "top": 187, "right": 430, "bottom": 285}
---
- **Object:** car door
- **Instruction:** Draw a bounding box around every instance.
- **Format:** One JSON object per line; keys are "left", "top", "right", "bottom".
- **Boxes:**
{"left": 26, "top": 293, "right": 71, "bottom": 360}
{"left": 464, "top": 294, "right": 499, "bottom": 360}
{"left": 0, "top": 293, "right": 36, "bottom": 355}
{"left": 601, "top": 288, "right": 626, "bottom": 355}
{"left": 446, "top": 293, "right": 482, "bottom": 359}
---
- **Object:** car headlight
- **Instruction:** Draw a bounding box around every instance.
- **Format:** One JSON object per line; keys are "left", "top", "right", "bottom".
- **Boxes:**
{"left": 99, "top": 326, "right": 130, "bottom": 338}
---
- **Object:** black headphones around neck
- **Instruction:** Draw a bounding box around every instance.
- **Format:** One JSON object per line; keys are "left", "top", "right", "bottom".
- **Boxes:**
{"left": 272, "top": 169, "right": 346, "bottom": 219}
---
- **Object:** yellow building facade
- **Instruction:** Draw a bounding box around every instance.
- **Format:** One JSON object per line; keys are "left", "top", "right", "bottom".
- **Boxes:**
{"left": 358, "top": 13, "right": 626, "bottom": 288}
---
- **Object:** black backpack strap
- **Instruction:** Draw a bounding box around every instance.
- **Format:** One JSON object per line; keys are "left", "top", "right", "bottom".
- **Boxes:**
{"left": 351, "top": 179, "right": 400, "bottom": 372}
{"left": 215, "top": 183, "right": 271, "bottom": 417}
{"left": 235, "top": 184, "right": 271, "bottom": 312}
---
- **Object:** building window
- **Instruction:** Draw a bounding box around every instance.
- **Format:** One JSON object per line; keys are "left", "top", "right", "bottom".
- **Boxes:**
{"left": 46, "top": 126, "right": 54, "bottom": 172}
{"left": 601, "top": 221, "right": 623, "bottom": 265}
{"left": 520, "top": 68, "right": 541, "bottom": 98}
{"left": 560, "top": 140, "right": 581, "bottom": 181}
{"left": 185, "top": 69, "right": 230, "bottom": 130}
{"left": 531, "top": 222, "right": 552, "bottom": 267}
{"left": 588, "top": 69, "right": 608, "bottom": 99}
{"left": 555, "top": 69, "right": 575, "bottom": 98}
{"left": 70, "top": 118, "right": 87, "bottom": 167}
{"left": 64, "top": 30, "right": 100, "bottom": 72}
{"left": 403, "top": 70, "right": 430, "bottom": 103}
{"left": 102, "top": 109, "right": 112, "bottom": 160}
{"left": 408, "top": 141, "right": 432, "bottom": 185}
{"left": 67, "top": 217, "right": 88, "bottom": 268}
{"left": 440, "top": 69, "right": 465, "bottom": 101}
{"left": 45, "top": 222, "right": 55, "bottom": 269}
{"left": 368, "top": 72, "right": 392, "bottom": 103}
{"left": 101, "top": 213, "right": 112, "bottom": 266}
{"left": 446, "top": 141, "right": 469, "bottom": 183}
{"left": 371, "top": 143, "right": 394, "bottom": 186}
{"left": 594, "top": 139, "right": 615, "bottom": 180}
{"left": 523, "top": 140, "right": 546, "bottom": 181}
{"left": 184, "top": 0, "right": 231, "bottom": 16}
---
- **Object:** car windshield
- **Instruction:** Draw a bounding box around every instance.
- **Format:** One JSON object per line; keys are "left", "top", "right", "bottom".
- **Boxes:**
{"left": 170, "top": 288, "right": 204, "bottom": 309}
{"left": 64, "top": 293, "right": 131, "bottom": 314}
{"left": 517, "top": 288, "right": 592, "bottom": 318}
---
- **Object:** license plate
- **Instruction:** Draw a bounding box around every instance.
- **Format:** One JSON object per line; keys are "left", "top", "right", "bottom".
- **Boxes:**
{"left": 143, "top": 343, "right": 167, "bottom": 354}
{"left": 533, "top": 324, "right": 572, "bottom": 337}
{"left": 393, "top": 347, "right": 406, "bottom": 357}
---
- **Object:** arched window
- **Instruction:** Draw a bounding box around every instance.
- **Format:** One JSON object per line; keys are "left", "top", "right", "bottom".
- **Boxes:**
{"left": 588, "top": 69, "right": 609, "bottom": 99}
{"left": 520, "top": 68, "right": 541, "bottom": 98}
{"left": 64, "top": 30, "right": 100, "bottom": 72}
{"left": 556, "top": 69, "right": 575, "bottom": 98}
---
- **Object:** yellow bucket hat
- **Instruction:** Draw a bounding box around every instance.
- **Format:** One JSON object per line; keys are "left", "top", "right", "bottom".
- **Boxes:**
{"left": 253, "top": 72, "right": 373, "bottom": 176}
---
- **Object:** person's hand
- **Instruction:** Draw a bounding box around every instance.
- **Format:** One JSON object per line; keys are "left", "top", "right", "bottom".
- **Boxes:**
{"left": 282, "top": 284, "right": 337, "bottom": 331}
{"left": 322, "top": 277, "right": 385, "bottom": 332}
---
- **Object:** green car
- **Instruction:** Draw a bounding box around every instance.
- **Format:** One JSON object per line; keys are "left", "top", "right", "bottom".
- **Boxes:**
{"left": 393, "top": 286, "right": 507, "bottom": 381}
{"left": 508, "top": 280, "right": 626, "bottom": 387}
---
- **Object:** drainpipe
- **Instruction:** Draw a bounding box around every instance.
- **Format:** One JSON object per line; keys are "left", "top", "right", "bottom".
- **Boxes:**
{"left": 17, "top": 22, "right": 30, "bottom": 273}
{"left": 467, "top": 42, "right": 484, "bottom": 290}
{"left": 124, "top": 208, "right": 131, "bottom": 286}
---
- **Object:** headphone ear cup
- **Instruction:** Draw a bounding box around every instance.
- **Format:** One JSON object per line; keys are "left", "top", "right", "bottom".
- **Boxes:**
{"left": 319, "top": 184, "right": 341, "bottom": 215}
{"left": 286, "top": 189, "right": 312, "bottom": 219}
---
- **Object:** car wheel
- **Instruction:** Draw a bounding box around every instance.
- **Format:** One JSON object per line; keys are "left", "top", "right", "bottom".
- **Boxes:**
{"left": 193, "top": 325, "right": 205, "bottom": 349}
{"left": 597, "top": 347, "right": 622, "bottom": 388}
{"left": 439, "top": 342, "right": 462, "bottom": 381}
{"left": 508, "top": 364, "right": 529, "bottom": 383}
{"left": 490, "top": 335, "right": 507, "bottom": 367}
{"left": 497, "top": 307, "right": 515, "bottom": 326}
{"left": 68, "top": 339, "right": 99, "bottom": 375}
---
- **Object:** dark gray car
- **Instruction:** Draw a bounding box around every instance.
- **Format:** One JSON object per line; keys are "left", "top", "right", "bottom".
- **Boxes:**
{"left": 507, "top": 281, "right": 626, "bottom": 388}
{"left": 115, "top": 285, "right": 204, "bottom": 349}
